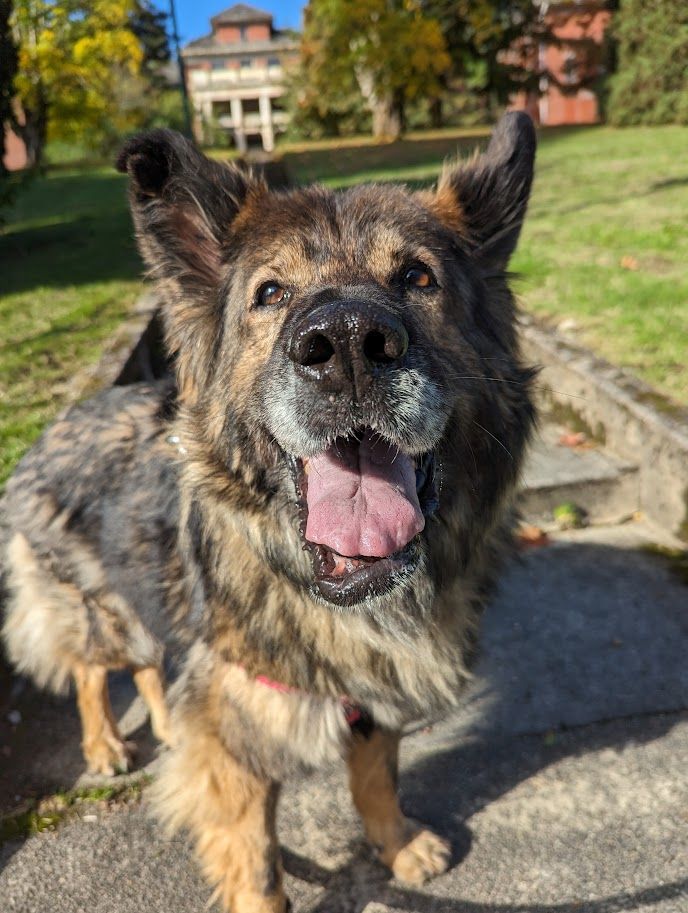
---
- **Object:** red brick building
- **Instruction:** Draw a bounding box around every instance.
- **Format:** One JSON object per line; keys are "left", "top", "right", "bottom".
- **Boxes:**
{"left": 510, "top": 0, "right": 613, "bottom": 126}
{"left": 181, "top": 3, "right": 298, "bottom": 152}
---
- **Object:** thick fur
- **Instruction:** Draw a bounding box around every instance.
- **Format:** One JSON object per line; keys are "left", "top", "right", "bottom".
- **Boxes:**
{"left": 2, "top": 114, "right": 537, "bottom": 910}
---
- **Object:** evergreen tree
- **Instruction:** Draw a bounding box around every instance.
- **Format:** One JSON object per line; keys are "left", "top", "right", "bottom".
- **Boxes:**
{"left": 609, "top": 0, "right": 688, "bottom": 125}
{"left": 130, "top": 0, "right": 171, "bottom": 87}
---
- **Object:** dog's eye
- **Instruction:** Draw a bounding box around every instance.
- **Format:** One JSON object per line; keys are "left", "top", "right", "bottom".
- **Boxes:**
{"left": 256, "top": 282, "right": 290, "bottom": 308}
{"left": 404, "top": 266, "right": 435, "bottom": 289}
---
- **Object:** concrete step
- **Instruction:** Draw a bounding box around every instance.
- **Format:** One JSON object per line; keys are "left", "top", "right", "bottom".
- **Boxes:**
{"left": 519, "top": 421, "right": 639, "bottom": 526}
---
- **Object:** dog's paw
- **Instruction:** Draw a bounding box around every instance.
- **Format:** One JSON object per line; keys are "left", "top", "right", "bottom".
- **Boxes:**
{"left": 390, "top": 828, "right": 451, "bottom": 885}
{"left": 229, "top": 891, "right": 289, "bottom": 913}
{"left": 84, "top": 736, "right": 135, "bottom": 777}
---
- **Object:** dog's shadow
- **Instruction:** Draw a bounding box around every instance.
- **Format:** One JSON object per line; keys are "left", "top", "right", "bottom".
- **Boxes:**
{"left": 278, "top": 703, "right": 687, "bottom": 913}
{"left": 284, "top": 839, "right": 688, "bottom": 913}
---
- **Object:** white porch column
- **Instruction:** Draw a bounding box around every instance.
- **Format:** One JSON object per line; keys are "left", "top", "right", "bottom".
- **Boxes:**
{"left": 259, "top": 93, "right": 275, "bottom": 153}
{"left": 230, "top": 97, "right": 247, "bottom": 153}
{"left": 200, "top": 98, "right": 213, "bottom": 143}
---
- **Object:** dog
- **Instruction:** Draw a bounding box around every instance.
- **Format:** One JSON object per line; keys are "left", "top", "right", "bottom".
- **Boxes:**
{"left": 2, "top": 112, "right": 536, "bottom": 912}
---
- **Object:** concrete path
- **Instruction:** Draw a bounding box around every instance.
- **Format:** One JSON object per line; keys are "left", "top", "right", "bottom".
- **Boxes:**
{"left": 2, "top": 519, "right": 687, "bottom": 912}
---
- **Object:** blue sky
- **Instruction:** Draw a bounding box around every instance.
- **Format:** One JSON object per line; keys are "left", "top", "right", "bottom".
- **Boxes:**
{"left": 161, "top": 1, "right": 304, "bottom": 44}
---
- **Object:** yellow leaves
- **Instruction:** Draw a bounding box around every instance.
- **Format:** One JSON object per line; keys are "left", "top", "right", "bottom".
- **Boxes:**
{"left": 73, "top": 31, "right": 143, "bottom": 75}
{"left": 12, "top": 0, "right": 147, "bottom": 145}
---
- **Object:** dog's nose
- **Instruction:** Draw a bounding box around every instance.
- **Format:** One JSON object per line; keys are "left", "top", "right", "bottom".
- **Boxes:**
{"left": 288, "top": 300, "right": 409, "bottom": 394}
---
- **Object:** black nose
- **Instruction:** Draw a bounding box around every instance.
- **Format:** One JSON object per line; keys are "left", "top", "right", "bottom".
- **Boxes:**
{"left": 288, "top": 300, "right": 409, "bottom": 394}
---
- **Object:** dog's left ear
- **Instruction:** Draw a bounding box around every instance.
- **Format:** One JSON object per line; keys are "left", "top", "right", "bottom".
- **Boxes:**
{"left": 430, "top": 112, "right": 536, "bottom": 270}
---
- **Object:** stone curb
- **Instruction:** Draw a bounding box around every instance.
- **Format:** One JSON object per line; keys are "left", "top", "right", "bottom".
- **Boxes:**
{"left": 64, "top": 290, "right": 166, "bottom": 403}
{"left": 520, "top": 315, "right": 688, "bottom": 541}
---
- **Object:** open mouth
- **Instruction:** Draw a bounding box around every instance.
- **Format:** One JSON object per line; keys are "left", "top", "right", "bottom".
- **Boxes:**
{"left": 290, "top": 429, "right": 439, "bottom": 607}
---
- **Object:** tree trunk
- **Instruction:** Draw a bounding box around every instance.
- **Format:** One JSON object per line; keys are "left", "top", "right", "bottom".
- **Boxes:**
{"left": 14, "top": 87, "right": 48, "bottom": 169}
{"left": 370, "top": 92, "right": 402, "bottom": 141}
{"left": 355, "top": 67, "right": 403, "bottom": 141}
{"left": 429, "top": 96, "right": 443, "bottom": 129}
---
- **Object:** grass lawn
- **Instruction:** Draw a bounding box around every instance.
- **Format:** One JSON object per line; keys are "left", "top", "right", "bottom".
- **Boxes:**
{"left": 0, "top": 123, "right": 686, "bottom": 486}
{"left": 0, "top": 168, "right": 142, "bottom": 485}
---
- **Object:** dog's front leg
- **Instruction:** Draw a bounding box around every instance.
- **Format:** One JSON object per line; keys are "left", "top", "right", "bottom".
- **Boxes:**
{"left": 347, "top": 726, "right": 451, "bottom": 885}
{"left": 155, "top": 735, "right": 287, "bottom": 913}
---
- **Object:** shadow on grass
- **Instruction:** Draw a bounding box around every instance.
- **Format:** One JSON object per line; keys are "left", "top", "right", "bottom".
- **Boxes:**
{"left": 281, "top": 124, "right": 596, "bottom": 187}
{"left": 0, "top": 215, "right": 140, "bottom": 297}
{"left": 0, "top": 170, "right": 141, "bottom": 297}
{"left": 282, "top": 131, "right": 490, "bottom": 185}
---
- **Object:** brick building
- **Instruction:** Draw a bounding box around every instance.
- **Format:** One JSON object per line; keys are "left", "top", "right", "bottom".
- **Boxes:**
{"left": 510, "top": 0, "right": 613, "bottom": 126}
{"left": 181, "top": 3, "right": 298, "bottom": 152}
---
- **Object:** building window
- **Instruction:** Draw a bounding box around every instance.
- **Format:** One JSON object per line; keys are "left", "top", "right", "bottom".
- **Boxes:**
{"left": 240, "top": 58, "right": 252, "bottom": 69}
{"left": 239, "top": 25, "right": 247, "bottom": 41}
{"left": 211, "top": 59, "right": 225, "bottom": 70}
{"left": 268, "top": 57, "right": 280, "bottom": 67}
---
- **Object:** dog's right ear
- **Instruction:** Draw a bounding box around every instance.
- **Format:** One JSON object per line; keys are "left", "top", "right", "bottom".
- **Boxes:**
{"left": 116, "top": 129, "right": 261, "bottom": 296}
{"left": 117, "top": 130, "right": 264, "bottom": 395}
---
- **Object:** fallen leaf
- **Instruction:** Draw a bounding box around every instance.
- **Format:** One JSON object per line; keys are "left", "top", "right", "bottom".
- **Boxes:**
{"left": 558, "top": 430, "right": 588, "bottom": 448}
{"left": 620, "top": 255, "right": 639, "bottom": 271}
{"left": 517, "top": 524, "right": 550, "bottom": 549}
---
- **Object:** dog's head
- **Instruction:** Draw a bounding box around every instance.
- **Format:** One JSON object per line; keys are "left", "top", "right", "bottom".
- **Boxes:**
{"left": 117, "top": 114, "right": 536, "bottom": 609}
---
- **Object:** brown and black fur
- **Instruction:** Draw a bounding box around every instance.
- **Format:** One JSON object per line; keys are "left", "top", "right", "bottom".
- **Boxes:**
{"left": 2, "top": 113, "right": 537, "bottom": 911}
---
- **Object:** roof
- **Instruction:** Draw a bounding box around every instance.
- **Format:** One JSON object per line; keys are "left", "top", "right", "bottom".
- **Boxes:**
{"left": 210, "top": 4, "right": 273, "bottom": 26}
{"left": 182, "top": 33, "right": 298, "bottom": 58}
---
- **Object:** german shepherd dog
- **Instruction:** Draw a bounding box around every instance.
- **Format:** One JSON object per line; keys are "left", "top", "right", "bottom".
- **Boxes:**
{"left": 2, "top": 113, "right": 536, "bottom": 911}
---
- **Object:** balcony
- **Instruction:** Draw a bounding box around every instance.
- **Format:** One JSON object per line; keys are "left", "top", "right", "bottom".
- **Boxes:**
{"left": 216, "top": 110, "right": 289, "bottom": 131}
{"left": 188, "top": 65, "right": 284, "bottom": 91}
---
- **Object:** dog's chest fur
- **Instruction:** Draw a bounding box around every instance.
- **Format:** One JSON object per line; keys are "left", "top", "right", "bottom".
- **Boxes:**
{"left": 5, "top": 379, "right": 488, "bottom": 775}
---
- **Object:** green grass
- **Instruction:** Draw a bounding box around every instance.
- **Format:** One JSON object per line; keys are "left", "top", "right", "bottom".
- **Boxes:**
{"left": 0, "top": 777, "right": 151, "bottom": 844}
{"left": 513, "top": 126, "right": 688, "bottom": 405}
{"left": 1, "top": 123, "right": 685, "bottom": 488}
{"left": 0, "top": 168, "right": 142, "bottom": 484}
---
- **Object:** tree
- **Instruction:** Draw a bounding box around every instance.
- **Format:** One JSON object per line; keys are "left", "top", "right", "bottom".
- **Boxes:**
{"left": 293, "top": 0, "right": 451, "bottom": 140}
{"left": 130, "top": 0, "right": 171, "bottom": 87}
{"left": 420, "top": 0, "right": 543, "bottom": 117}
{"left": 609, "top": 0, "right": 688, "bottom": 125}
{"left": 11, "top": 0, "right": 145, "bottom": 165}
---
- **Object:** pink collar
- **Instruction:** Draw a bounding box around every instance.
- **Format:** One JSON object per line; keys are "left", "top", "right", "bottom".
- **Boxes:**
{"left": 254, "top": 673, "right": 364, "bottom": 727}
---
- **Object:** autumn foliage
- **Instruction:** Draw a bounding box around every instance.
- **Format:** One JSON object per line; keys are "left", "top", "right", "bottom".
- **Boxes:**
{"left": 292, "top": 0, "right": 451, "bottom": 140}
{"left": 9, "top": 0, "right": 164, "bottom": 165}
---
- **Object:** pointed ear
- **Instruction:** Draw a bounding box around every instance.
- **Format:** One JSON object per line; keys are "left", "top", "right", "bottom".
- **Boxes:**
{"left": 116, "top": 129, "right": 262, "bottom": 295}
{"left": 116, "top": 130, "right": 264, "bottom": 395}
{"left": 431, "top": 112, "right": 536, "bottom": 270}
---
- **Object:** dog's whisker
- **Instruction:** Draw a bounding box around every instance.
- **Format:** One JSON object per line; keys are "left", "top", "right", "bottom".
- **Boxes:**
{"left": 472, "top": 420, "right": 514, "bottom": 460}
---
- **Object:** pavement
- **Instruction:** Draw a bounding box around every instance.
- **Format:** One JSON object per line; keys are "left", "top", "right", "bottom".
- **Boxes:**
{"left": 1, "top": 430, "right": 688, "bottom": 912}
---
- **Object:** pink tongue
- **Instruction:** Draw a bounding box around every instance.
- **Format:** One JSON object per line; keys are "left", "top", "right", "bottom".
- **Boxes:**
{"left": 304, "top": 432, "right": 425, "bottom": 559}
